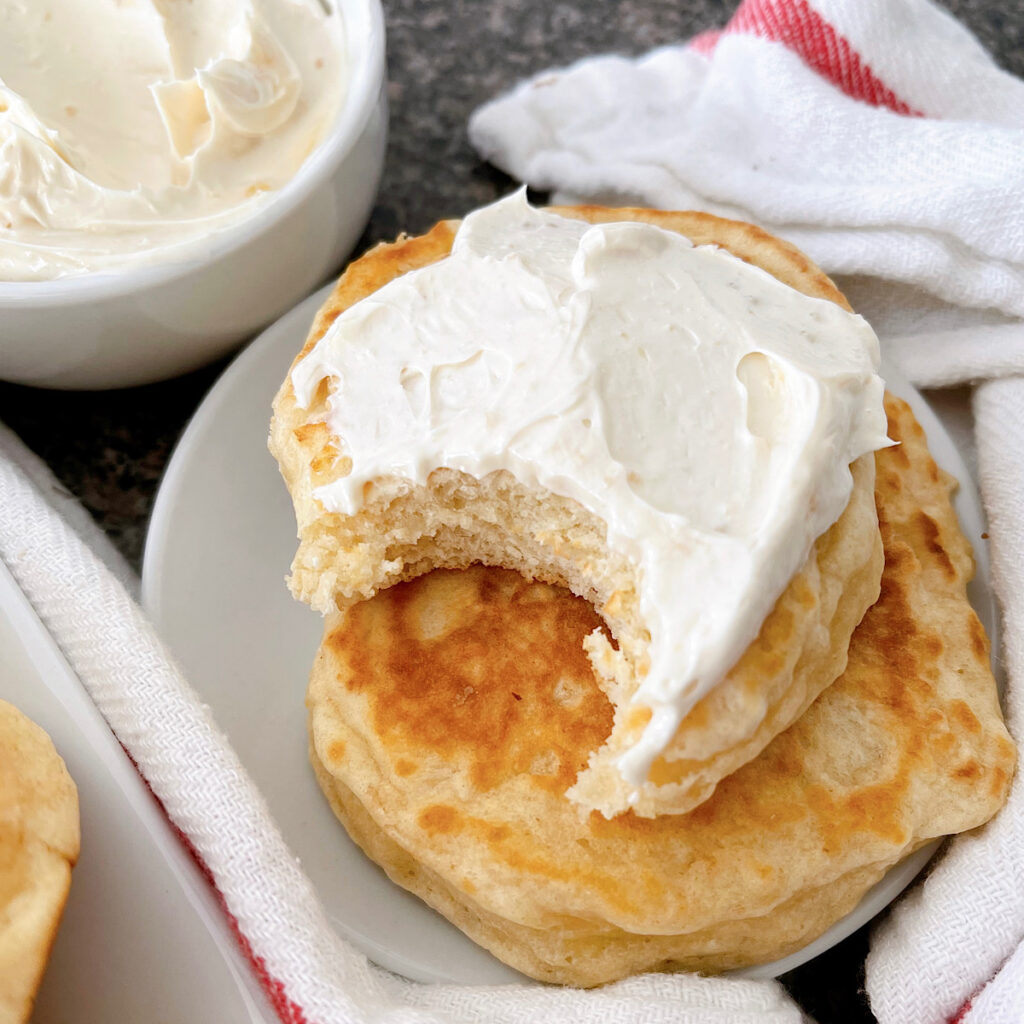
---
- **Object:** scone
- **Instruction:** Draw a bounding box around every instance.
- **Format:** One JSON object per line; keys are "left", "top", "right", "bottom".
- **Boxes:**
{"left": 307, "top": 397, "right": 1015, "bottom": 985}
{"left": 0, "top": 700, "right": 79, "bottom": 1023}
{"left": 271, "top": 193, "right": 889, "bottom": 817}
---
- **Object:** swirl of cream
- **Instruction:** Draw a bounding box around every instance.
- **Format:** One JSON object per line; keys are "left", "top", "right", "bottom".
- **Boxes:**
{"left": 0, "top": 0, "right": 346, "bottom": 280}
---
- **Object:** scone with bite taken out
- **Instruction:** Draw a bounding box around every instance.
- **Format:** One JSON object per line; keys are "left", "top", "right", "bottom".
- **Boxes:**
{"left": 270, "top": 194, "right": 1014, "bottom": 983}
{"left": 271, "top": 192, "right": 889, "bottom": 818}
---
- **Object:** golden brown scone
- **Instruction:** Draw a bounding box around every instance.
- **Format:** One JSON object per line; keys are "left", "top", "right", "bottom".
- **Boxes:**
{"left": 271, "top": 206, "right": 883, "bottom": 817}
{"left": 0, "top": 700, "right": 79, "bottom": 1023}
{"left": 306, "top": 396, "right": 1015, "bottom": 986}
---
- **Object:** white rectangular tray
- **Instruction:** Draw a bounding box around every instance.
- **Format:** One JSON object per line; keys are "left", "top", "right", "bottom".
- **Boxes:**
{"left": 0, "top": 561, "right": 274, "bottom": 1024}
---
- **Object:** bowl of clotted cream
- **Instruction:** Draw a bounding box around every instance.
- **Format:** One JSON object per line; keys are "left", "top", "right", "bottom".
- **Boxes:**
{"left": 0, "top": 0, "right": 386, "bottom": 389}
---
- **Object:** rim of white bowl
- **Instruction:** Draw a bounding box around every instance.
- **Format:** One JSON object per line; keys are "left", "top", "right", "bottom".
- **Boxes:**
{"left": 0, "top": 0, "right": 386, "bottom": 307}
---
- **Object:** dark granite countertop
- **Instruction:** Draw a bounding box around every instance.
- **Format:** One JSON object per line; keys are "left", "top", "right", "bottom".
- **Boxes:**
{"left": 1, "top": 2, "right": 1021, "bottom": 1019}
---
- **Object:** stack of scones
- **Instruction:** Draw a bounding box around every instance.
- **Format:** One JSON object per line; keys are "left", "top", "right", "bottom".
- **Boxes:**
{"left": 270, "top": 194, "right": 1015, "bottom": 985}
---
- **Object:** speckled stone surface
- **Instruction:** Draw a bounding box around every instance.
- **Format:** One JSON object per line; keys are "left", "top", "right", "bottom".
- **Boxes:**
{"left": 1, "top": 1, "right": 1021, "bottom": 1018}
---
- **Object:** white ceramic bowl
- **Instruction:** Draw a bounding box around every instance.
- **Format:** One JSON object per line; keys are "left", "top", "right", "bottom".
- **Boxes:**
{"left": 0, "top": 0, "right": 387, "bottom": 390}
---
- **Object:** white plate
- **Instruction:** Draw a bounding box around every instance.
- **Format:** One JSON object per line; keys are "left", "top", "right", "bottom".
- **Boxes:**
{"left": 0, "top": 561, "right": 275, "bottom": 1023}
{"left": 142, "top": 284, "right": 996, "bottom": 985}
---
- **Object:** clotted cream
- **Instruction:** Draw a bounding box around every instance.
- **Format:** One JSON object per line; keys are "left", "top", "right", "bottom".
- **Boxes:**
{"left": 0, "top": 0, "right": 346, "bottom": 279}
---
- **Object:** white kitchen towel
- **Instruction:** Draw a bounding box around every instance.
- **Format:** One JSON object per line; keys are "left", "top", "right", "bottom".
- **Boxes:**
{"left": 0, "top": 422, "right": 137, "bottom": 597}
{"left": 864, "top": 376, "right": 1024, "bottom": 1024}
{"left": 0, "top": 435, "right": 804, "bottom": 1020}
{"left": 469, "top": 2, "right": 1024, "bottom": 1021}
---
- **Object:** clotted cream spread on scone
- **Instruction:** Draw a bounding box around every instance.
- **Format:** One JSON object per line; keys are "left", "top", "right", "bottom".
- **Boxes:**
{"left": 280, "top": 194, "right": 890, "bottom": 812}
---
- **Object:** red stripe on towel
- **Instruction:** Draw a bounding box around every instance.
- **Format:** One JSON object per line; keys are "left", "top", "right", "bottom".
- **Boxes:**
{"left": 695, "top": 0, "right": 922, "bottom": 116}
{"left": 950, "top": 997, "right": 973, "bottom": 1023}
{"left": 171, "top": 823, "right": 313, "bottom": 1024}
{"left": 690, "top": 29, "right": 722, "bottom": 55}
{"left": 119, "top": 742, "right": 313, "bottom": 1024}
